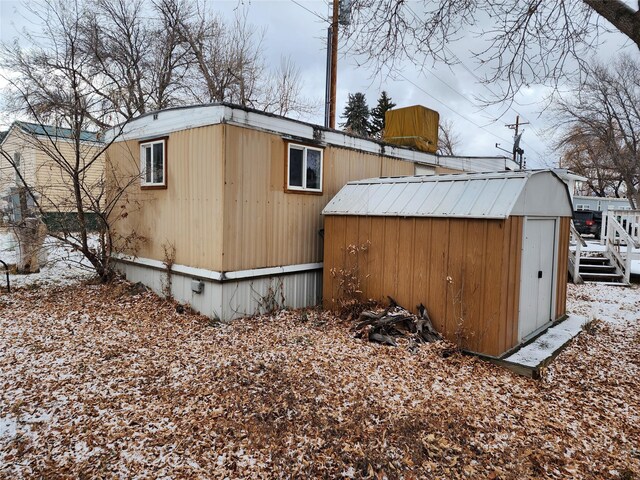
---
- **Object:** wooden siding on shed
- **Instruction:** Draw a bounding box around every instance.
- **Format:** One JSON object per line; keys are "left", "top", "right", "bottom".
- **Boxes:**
{"left": 555, "top": 217, "right": 570, "bottom": 319}
{"left": 323, "top": 215, "right": 524, "bottom": 356}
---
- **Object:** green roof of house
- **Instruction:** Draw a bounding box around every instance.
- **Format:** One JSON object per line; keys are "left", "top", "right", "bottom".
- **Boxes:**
{"left": 15, "top": 121, "right": 100, "bottom": 143}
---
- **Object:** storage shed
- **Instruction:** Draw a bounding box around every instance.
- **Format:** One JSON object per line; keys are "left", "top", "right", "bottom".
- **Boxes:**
{"left": 322, "top": 170, "right": 573, "bottom": 357}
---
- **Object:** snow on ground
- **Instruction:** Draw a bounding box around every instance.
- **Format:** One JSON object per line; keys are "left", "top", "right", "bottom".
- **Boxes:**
{"left": 504, "top": 314, "right": 587, "bottom": 367}
{"left": 0, "top": 280, "right": 638, "bottom": 478}
{"left": 506, "top": 278, "right": 640, "bottom": 367}
{"left": 0, "top": 230, "right": 96, "bottom": 288}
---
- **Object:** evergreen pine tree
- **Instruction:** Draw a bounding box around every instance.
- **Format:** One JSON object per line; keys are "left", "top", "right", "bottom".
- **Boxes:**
{"left": 369, "top": 91, "right": 396, "bottom": 139}
{"left": 340, "top": 92, "right": 370, "bottom": 137}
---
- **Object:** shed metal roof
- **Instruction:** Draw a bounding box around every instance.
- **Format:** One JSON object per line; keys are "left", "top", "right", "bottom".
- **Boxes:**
{"left": 323, "top": 170, "right": 573, "bottom": 219}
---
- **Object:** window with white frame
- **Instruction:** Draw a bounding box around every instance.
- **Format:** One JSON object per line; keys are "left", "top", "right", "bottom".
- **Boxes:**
{"left": 140, "top": 139, "right": 166, "bottom": 187}
{"left": 575, "top": 204, "right": 589, "bottom": 211}
{"left": 287, "top": 143, "right": 323, "bottom": 192}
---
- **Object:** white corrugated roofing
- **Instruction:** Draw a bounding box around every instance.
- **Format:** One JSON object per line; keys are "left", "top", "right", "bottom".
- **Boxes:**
{"left": 323, "top": 170, "right": 573, "bottom": 219}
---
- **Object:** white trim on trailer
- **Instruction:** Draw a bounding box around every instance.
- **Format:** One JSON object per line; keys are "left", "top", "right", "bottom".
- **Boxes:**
{"left": 112, "top": 253, "right": 323, "bottom": 281}
{"left": 105, "top": 103, "right": 519, "bottom": 173}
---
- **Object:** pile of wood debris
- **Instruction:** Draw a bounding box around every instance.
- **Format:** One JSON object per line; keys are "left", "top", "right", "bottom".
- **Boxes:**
{"left": 354, "top": 297, "right": 443, "bottom": 346}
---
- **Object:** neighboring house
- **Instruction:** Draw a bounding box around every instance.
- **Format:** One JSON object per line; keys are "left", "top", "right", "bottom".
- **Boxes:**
{"left": 105, "top": 102, "right": 519, "bottom": 321}
{"left": 572, "top": 195, "right": 632, "bottom": 213}
{"left": 552, "top": 168, "right": 587, "bottom": 199}
{"left": 0, "top": 122, "right": 104, "bottom": 229}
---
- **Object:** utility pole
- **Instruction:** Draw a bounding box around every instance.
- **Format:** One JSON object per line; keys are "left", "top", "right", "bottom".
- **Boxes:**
{"left": 324, "top": 1, "right": 349, "bottom": 128}
{"left": 506, "top": 115, "right": 529, "bottom": 169}
{"left": 329, "top": 0, "right": 339, "bottom": 129}
{"left": 324, "top": 25, "right": 332, "bottom": 128}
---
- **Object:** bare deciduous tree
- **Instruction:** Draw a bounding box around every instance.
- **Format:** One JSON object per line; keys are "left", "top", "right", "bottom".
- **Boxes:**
{"left": 176, "top": 6, "right": 264, "bottom": 106}
{"left": 0, "top": 0, "right": 142, "bottom": 280}
{"left": 345, "top": 1, "right": 640, "bottom": 101}
{"left": 437, "top": 119, "right": 461, "bottom": 156}
{"left": 259, "top": 56, "right": 318, "bottom": 117}
{"left": 554, "top": 55, "right": 640, "bottom": 208}
{"left": 556, "top": 126, "right": 624, "bottom": 198}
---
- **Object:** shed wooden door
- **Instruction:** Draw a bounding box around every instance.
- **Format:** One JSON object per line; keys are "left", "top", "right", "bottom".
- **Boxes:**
{"left": 518, "top": 218, "right": 556, "bottom": 341}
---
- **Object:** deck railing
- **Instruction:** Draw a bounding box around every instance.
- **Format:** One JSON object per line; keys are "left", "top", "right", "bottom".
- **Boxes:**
{"left": 602, "top": 209, "right": 640, "bottom": 285}
{"left": 568, "top": 221, "right": 586, "bottom": 284}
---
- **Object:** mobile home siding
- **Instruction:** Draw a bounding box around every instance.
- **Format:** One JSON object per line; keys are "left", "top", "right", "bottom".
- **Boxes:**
{"left": 221, "top": 125, "right": 414, "bottom": 272}
{"left": 34, "top": 139, "right": 104, "bottom": 212}
{"left": 323, "top": 215, "right": 523, "bottom": 356}
{"left": 0, "top": 129, "right": 104, "bottom": 213}
{"left": 0, "top": 130, "right": 37, "bottom": 197}
{"left": 107, "top": 124, "right": 226, "bottom": 271}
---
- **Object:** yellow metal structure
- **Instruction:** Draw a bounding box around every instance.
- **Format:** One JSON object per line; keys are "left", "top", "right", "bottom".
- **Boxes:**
{"left": 383, "top": 105, "right": 440, "bottom": 153}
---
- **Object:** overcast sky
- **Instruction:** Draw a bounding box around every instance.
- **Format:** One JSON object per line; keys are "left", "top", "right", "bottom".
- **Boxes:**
{"left": 0, "top": 0, "right": 635, "bottom": 168}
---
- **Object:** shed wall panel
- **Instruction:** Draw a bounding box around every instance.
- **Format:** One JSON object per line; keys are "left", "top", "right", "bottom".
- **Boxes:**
{"left": 396, "top": 218, "right": 415, "bottom": 309}
{"left": 427, "top": 219, "right": 450, "bottom": 335}
{"left": 324, "top": 215, "right": 526, "bottom": 356}
{"left": 367, "top": 217, "right": 386, "bottom": 300}
{"left": 485, "top": 220, "right": 508, "bottom": 354}
{"left": 356, "top": 216, "right": 373, "bottom": 295}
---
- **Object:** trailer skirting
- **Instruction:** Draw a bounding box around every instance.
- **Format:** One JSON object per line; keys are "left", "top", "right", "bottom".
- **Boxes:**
{"left": 112, "top": 257, "right": 323, "bottom": 320}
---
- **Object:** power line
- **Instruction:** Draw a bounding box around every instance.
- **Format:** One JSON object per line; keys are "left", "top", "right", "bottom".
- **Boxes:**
{"left": 289, "top": 0, "right": 327, "bottom": 23}
{"left": 402, "top": 5, "right": 547, "bottom": 159}
{"left": 397, "top": 73, "right": 515, "bottom": 146}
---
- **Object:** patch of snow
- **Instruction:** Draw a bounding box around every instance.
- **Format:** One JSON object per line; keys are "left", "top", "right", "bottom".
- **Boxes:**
{"left": 0, "top": 230, "right": 98, "bottom": 288}
{"left": 504, "top": 315, "right": 587, "bottom": 368}
{"left": 0, "top": 416, "right": 18, "bottom": 439}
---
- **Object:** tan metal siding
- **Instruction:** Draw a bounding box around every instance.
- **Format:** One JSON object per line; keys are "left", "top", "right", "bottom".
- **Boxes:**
{"left": 435, "top": 166, "right": 461, "bottom": 174}
{"left": 110, "top": 123, "right": 414, "bottom": 273}
{"left": 222, "top": 125, "right": 414, "bottom": 271}
{"left": 107, "top": 125, "right": 225, "bottom": 271}
{"left": 323, "top": 215, "right": 524, "bottom": 357}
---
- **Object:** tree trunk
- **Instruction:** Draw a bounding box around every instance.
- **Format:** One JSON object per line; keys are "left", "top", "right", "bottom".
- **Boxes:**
{"left": 13, "top": 218, "right": 48, "bottom": 274}
{"left": 583, "top": 0, "right": 640, "bottom": 49}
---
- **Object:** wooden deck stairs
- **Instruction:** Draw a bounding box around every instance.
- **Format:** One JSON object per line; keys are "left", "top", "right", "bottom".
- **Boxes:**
{"left": 577, "top": 254, "right": 625, "bottom": 285}
{"left": 569, "top": 209, "right": 640, "bottom": 287}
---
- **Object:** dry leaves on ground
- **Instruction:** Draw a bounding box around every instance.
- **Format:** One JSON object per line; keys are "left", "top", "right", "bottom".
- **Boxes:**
{"left": 0, "top": 280, "right": 638, "bottom": 479}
